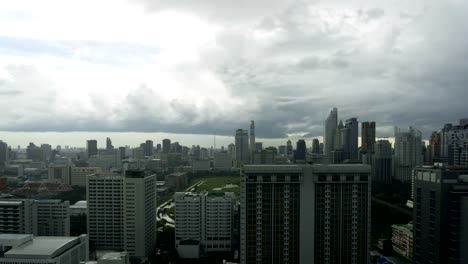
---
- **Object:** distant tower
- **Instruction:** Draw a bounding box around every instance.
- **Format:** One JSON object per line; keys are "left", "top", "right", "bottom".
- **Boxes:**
{"left": 162, "top": 139, "right": 171, "bottom": 154}
{"left": 324, "top": 108, "right": 338, "bottom": 156}
{"left": 106, "top": 137, "right": 114, "bottom": 150}
{"left": 312, "top": 139, "right": 320, "bottom": 154}
{"left": 86, "top": 140, "right": 98, "bottom": 158}
{"left": 394, "top": 127, "right": 423, "bottom": 182}
{"left": 295, "top": 140, "right": 306, "bottom": 162}
{"left": 286, "top": 140, "right": 293, "bottom": 156}
{"left": 342, "top": 118, "right": 359, "bottom": 160}
{"left": 361, "top": 122, "right": 376, "bottom": 153}
{"left": 235, "top": 129, "right": 249, "bottom": 167}
{"left": 249, "top": 120, "right": 255, "bottom": 152}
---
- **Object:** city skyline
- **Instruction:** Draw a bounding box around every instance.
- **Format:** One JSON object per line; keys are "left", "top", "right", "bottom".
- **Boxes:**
{"left": 1, "top": 0, "right": 467, "bottom": 140}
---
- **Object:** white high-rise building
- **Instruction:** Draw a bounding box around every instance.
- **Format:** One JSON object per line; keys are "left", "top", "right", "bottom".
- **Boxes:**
{"left": 324, "top": 107, "right": 338, "bottom": 156}
{"left": 394, "top": 127, "right": 423, "bottom": 182}
{"left": 0, "top": 200, "right": 37, "bottom": 235}
{"left": 70, "top": 167, "right": 101, "bottom": 187}
{"left": 87, "top": 171, "right": 157, "bottom": 258}
{"left": 174, "top": 192, "right": 234, "bottom": 257}
{"left": 36, "top": 200, "right": 70, "bottom": 236}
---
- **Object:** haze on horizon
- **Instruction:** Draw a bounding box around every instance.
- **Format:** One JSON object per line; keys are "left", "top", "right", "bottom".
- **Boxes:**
{"left": 0, "top": 0, "right": 467, "bottom": 143}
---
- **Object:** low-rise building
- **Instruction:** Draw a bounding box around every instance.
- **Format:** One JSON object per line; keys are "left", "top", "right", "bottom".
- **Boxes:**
{"left": 391, "top": 223, "right": 413, "bottom": 259}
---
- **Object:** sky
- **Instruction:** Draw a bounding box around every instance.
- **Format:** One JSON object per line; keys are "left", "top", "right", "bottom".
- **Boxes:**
{"left": 0, "top": 0, "right": 467, "bottom": 148}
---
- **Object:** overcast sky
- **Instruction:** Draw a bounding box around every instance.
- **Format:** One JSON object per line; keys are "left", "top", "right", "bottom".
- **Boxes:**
{"left": 0, "top": 0, "right": 467, "bottom": 147}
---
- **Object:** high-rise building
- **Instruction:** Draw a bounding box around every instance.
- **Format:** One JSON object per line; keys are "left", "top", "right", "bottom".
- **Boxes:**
{"left": 40, "top": 144, "right": 52, "bottom": 162}
{"left": 312, "top": 139, "right": 320, "bottom": 154}
{"left": 334, "top": 120, "right": 344, "bottom": 151}
{"left": 106, "top": 137, "right": 114, "bottom": 150}
{"left": 255, "top": 142, "right": 263, "bottom": 152}
{"left": 214, "top": 151, "right": 232, "bottom": 171}
{"left": 445, "top": 119, "right": 468, "bottom": 166}
{"left": 86, "top": 140, "right": 98, "bottom": 158}
{"left": 278, "top": 145, "right": 286, "bottom": 156}
{"left": 0, "top": 199, "right": 37, "bottom": 235}
{"left": 286, "top": 140, "right": 293, "bottom": 156}
{"left": 240, "top": 164, "right": 371, "bottom": 264}
{"left": 36, "top": 200, "right": 70, "bottom": 236}
{"left": 373, "top": 140, "right": 393, "bottom": 185}
{"left": 440, "top": 123, "right": 453, "bottom": 160}
{"left": 342, "top": 118, "right": 359, "bottom": 160}
{"left": 250, "top": 120, "right": 255, "bottom": 153}
{"left": 324, "top": 107, "right": 338, "bottom": 156}
{"left": 413, "top": 166, "right": 468, "bottom": 264}
{"left": 70, "top": 167, "right": 101, "bottom": 187}
{"left": 87, "top": 171, "right": 157, "bottom": 258}
{"left": 394, "top": 127, "right": 423, "bottom": 182}
{"left": 361, "top": 121, "right": 376, "bottom": 153}
{"left": 426, "top": 131, "right": 441, "bottom": 164}
{"left": 156, "top": 143, "right": 162, "bottom": 153}
{"left": 118, "top": 146, "right": 126, "bottom": 160}
{"left": 295, "top": 139, "right": 306, "bottom": 162}
{"left": 0, "top": 140, "right": 8, "bottom": 166}
{"left": 174, "top": 192, "right": 234, "bottom": 258}
{"left": 235, "top": 129, "right": 249, "bottom": 166}
{"left": 162, "top": 139, "right": 171, "bottom": 154}
{"left": 48, "top": 164, "right": 72, "bottom": 184}
{"left": 145, "top": 140, "right": 154, "bottom": 156}
{"left": 26, "top": 143, "right": 43, "bottom": 162}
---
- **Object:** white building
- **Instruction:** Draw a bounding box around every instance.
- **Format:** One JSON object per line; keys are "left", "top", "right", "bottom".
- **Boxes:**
{"left": 87, "top": 171, "right": 157, "bottom": 258}
{"left": 70, "top": 201, "right": 87, "bottom": 216}
{"left": 0, "top": 200, "right": 37, "bottom": 235}
{"left": 36, "top": 200, "right": 70, "bottom": 236}
{"left": 394, "top": 126, "right": 423, "bottom": 182}
{"left": 71, "top": 167, "right": 101, "bottom": 187}
{"left": 98, "top": 252, "right": 129, "bottom": 264}
{"left": 88, "top": 150, "right": 121, "bottom": 171}
{"left": 174, "top": 192, "right": 234, "bottom": 257}
{"left": 0, "top": 234, "right": 88, "bottom": 264}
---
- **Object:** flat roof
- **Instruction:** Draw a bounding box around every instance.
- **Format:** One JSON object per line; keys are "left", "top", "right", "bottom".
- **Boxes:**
{"left": 0, "top": 234, "right": 31, "bottom": 240}
{"left": 4, "top": 236, "right": 80, "bottom": 259}
{"left": 100, "top": 252, "right": 128, "bottom": 260}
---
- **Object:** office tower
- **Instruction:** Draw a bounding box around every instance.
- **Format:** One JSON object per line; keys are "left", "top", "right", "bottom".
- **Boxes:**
{"left": 413, "top": 166, "right": 468, "bottom": 264}
{"left": 174, "top": 192, "right": 234, "bottom": 258}
{"left": 26, "top": 143, "right": 43, "bottom": 162}
{"left": 106, "top": 137, "right": 114, "bottom": 150}
{"left": 250, "top": 120, "right": 255, "bottom": 152}
{"left": 70, "top": 167, "right": 101, "bottom": 187}
{"left": 440, "top": 123, "right": 453, "bottom": 160}
{"left": 255, "top": 142, "right": 263, "bottom": 152}
{"left": 87, "top": 171, "right": 157, "bottom": 258}
{"left": 0, "top": 199, "right": 37, "bottom": 235}
{"left": 0, "top": 140, "right": 8, "bottom": 166}
{"left": 123, "top": 170, "right": 157, "bottom": 258}
{"left": 162, "top": 139, "right": 171, "bottom": 153}
{"left": 235, "top": 129, "right": 249, "bottom": 166}
{"left": 373, "top": 140, "right": 393, "bottom": 185}
{"left": 445, "top": 119, "right": 468, "bottom": 166}
{"left": 156, "top": 143, "right": 162, "bottom": 153}
{"left": 426, "top": 131, "right": 441, "bottom": 164}
{"left": 145, "top": 140, "right": 154, "bottom": 156}
{"left": 88, "top": 149, "right": 122, "bottom": 171}
{"left": 241, "top": 164, "right": 371, "bottom": 264}
{"left": 341, "top": 118, "right": 359, "bottom": 160}
{"left": 0, "top": 234, "right": 89, "bottom": 264}
{"left": 118, "top": 146, "right": 126, "bottom": 160}
{"left": 334, "top": 120, "right": 344, "bottom": 151}
{"left": 278, "top": 145, "right": 286, "bottom": 155}
{"left": 48, "top": 164, "right": 72, "bottom": 184}
{"left": 394, "top": 127, "right": 423, "bottom": 182}
{"left": 361, "top": 122, "right": 376, "bottom": 153}
{"left": 86, "top": 140, "right": 98, "bottom": 158}
{"left": 319, "top": 143, "right": 324, "bottom": 154}
{"left": 312, "top": 139, "right": 320, "bottom": 154}
{"left": 286, "top": 140, "right": 293, "bottom": 156}
{"left": 40, "top": 144, "right": 52, "bottom": 162}
{"left": 36, "top": 200, "right": 70, "bottom": 236}
{"left": 324, "top": 107, "right": 338, "bottom": 156}
{"left": 171, "top": 142, "right": 181, "bottom": 153}
{"left": 214, "top": 151, "right": 233, "bottom": 171}
{"left": 295, "top": 139, "right": 306, "bottom": 162}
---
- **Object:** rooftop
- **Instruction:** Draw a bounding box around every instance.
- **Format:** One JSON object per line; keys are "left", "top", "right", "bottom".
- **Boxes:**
{"left": 100, "top": 252, "right": 128, "bottom": 260}
{"left": 4, "top": 236, "right": 81, "bottom": 259}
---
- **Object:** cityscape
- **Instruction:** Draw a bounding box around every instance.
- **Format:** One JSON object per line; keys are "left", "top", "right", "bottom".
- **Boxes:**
{"left": 1, "top": 0, "right": 468, "bottom": 264}
{"left": 0, "top": 112, "right": 467, "bottom": 263}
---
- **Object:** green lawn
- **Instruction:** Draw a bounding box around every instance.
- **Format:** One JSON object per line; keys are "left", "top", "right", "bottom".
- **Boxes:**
{"left": 193, "top": 176, "right": 241, "bottom": 194}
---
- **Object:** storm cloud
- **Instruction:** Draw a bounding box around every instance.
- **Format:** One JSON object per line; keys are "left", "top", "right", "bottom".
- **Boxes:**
{"left": 0, "top": 0, "right": 467, "bottom": 139}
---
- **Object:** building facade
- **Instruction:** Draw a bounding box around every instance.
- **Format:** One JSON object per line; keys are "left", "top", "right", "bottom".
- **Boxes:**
{"left": 36, "top": 200, "right": 70, "bottom": 236}
{"left": 394, "top": 127, "right": 423, "bottom": 182}
{"left": 361, "top": 121, "right": 376, "bottom": 153}
{"left": 324, "top": 108, "right": 338, "bottom": 156}
{"left": 235, "top": 129, "right": 249, "bottom": 167}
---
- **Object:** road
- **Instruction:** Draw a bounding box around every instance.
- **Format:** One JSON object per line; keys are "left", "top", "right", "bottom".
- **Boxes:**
{"left": 371, "top": 197, "right": 412, "bottom": 217}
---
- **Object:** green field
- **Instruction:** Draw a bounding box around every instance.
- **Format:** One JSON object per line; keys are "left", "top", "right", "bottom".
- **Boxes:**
{"left": 193, "top": 176, "right": 241, "bottom": 194}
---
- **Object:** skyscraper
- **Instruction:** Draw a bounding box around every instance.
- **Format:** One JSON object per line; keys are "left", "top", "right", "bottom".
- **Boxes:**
{"left": 413, "top": 166, "right": 468, "bottom": 264}
{"left": 295, "top": 139, "right": 306, "bottom": 162}
{"left": 394, "top": 127, "right": 423, "bottom": 182}
{"left": 235, "top": 129, "right": 249, "bottom": 166}
{"left": 312, "top": 139, "right": 320, "bottom": 154}
{"left": 162, "top": 139, "right": 171, "bottom": 154}
{"left": 373, "top": 140, "right": 393, "bottom": 185}
{"left": 342, "top": 118, "right": 359, "bottom": 160}
{"left": 426, "top": 131, "right": 441, "bottom": 164}
{"left": 86, "top": 140, "right": 98, "bottom": 158}
{"left": 0, "top": 140, "right": 9, "bottom": 166}
{"left": 286, "top": 139, "right": 293, "bottom": 156}
{"left": 249, "top": 120, "right": 255, "bottom": 152}
{"left": 361, "top": 121, "right": 376, "bottom": 153}
{"left": 87, "top": 171, "right": 157, "bottom": 258}
{"left": 324, "top": 107, "right": 338, "bottom": 156}
{"left": 240, "top": 164, "right": 371, "bottom": 264}
{"left": 106, "top": 137, "right": 114, "bottom": 150}
{"left": 444, "top": 119, "right": 468, "bottom": 166}
{"left": 26, "top": 143, "right": 43, "bottom": 162}
{"left": 145, "top": 140, "right": 154, "bottom": 156}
